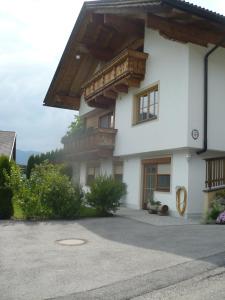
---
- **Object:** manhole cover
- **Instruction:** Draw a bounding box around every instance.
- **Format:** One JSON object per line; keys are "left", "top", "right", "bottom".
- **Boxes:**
{"left": 56, "top": 239, "right": 86, "bottom": 246}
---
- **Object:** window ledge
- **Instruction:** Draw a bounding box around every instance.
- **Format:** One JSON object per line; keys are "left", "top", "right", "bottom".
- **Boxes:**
{"left": 133, "top": 116, "right": 157, "bottom": 126}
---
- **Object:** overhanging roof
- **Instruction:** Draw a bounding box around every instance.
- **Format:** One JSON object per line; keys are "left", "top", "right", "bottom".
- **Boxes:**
{"left": 43, "top": 0, "right": 225, "bottom": 111}
{"left": 0, "top": 131, "right": 16, "bottom": 160}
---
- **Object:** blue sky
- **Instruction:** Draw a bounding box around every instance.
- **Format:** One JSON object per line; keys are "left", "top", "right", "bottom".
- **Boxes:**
{"left": 0, "top": 0, "right": 224, "bottom": 152}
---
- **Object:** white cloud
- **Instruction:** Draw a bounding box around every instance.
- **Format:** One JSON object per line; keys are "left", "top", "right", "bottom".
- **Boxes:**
{"left": 0, "top": 0, "right": 224, "bottom": 152}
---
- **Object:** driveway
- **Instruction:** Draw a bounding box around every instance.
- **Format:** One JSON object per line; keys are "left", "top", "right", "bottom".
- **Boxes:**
{"left": 0, "top": 211, "right": 225, "bottom": 300}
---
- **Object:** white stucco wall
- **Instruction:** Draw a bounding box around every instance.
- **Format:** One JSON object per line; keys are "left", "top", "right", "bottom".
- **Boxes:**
{"left": 114, "top": 29, "right": 189, "bottom": 156}
{"left": 208, "top": 47, "right": 225, "bottom": 151}
{"left": 122, "top": 157, "right": 142, "bottom": 209}
{"left": 188, "top": 44, "right": 225, "bottom": 151}
{"left": 79, "top": 94, "right": 94, "bottom": 117}
{"left": 187, "top": 153, "right": 205, "bottom": 218}
{"left": 187, "top": 44, "right": 205, "bottom": 149}
{"left": 79, "top": 161, "right": 87, "bottom": 186}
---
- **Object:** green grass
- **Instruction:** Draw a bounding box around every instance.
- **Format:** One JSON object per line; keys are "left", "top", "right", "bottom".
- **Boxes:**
{"left": 13, "top": 201, "right": 24, "bottom": 219}
{"left": 12, "top": 203, "right": 105, "bottom": 220}
{"left": 80, "top": 206, "right": 99, "bottom": 218}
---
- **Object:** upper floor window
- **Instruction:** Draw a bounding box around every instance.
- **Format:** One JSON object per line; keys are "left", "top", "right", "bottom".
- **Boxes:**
{"left": 99, "top": 112, "right": 114, "bottom": 129}
{"left": 134, "top": 85, "right": 159, "bottom": 124}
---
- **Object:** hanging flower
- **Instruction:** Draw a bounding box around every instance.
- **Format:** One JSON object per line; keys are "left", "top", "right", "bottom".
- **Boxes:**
{"left": 216, "top": 211, "right": 225, "bottom": 224}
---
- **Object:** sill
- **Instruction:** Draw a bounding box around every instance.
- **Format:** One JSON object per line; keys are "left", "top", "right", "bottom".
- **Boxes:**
{"left": 133, "top": 116, "right": 157, "bottom": 126}
{"left": 155, "top": 189, "right": 170, "bottom": 193}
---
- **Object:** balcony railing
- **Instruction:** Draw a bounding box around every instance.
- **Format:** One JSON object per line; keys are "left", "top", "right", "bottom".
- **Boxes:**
{"left": 205, "top": 157, "right": 225, "bottom": 189}
{"left": 83, "top": 49, "right": 148, "bottom": 108}
{"left": 63, "top": 128, "right": 117, "bottom": 160}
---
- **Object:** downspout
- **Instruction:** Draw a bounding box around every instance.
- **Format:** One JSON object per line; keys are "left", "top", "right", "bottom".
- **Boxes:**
{"left": 197, "top": 36, "right": 225, "bottom": 155}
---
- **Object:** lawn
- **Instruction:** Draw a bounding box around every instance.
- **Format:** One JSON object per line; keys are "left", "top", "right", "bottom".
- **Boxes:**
{"left": 13, "top": 201, "right": 99, "bottom": 220}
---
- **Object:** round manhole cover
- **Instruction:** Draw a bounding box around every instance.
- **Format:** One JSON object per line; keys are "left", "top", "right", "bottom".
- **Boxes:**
{"left": 56, "top": 239, "right": 87, "bottom": 246}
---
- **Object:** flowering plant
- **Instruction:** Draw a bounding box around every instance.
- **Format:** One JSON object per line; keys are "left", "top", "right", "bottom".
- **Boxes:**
{"left": 216, "top": 211, "right": 225, "bottom": 224}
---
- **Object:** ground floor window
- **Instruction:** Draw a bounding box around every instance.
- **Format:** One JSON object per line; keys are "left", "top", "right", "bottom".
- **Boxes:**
{"left": 86, "top": 163, "right": 100, "bottom": 186}
{"left": 113, "top": 161, "right": 123, "bottom": 182}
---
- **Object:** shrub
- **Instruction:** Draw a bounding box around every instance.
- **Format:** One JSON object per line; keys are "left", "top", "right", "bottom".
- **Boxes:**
{"left": 0, "top": 155, "right": 13, "bottom": 219}
{"left": 206, "top": 199, "right": 223, "bottom": 223}
{"left": 0, "top": 155, "right": 11, "bottom": 185}
{"left": 7, "top": 162, "right": 83, "bottom": 219}
{"left": 86, "top": 175, "right": 127, "bottom": 216}
{"left": 0, "top": 188, "right": 13, "bottom": 219}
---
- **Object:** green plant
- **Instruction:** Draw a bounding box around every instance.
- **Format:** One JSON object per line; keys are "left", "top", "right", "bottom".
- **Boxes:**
{"left": 215, "top": 189, "right": 225, "bottom": 199}
{"left": 86, "top": 175, "right": 127, "bottom": 216}
{"left": 0, "top": 155, "right": 14, "bottom": 219}
{"left": 149, "top": 198, "right": 161, "bottom": 206}
{"left": 7, "top": 162, "right": 83, "bottom": 219}
{"left": 206, "top": 199, "right": 223, "bottom": 222}
{"left": 0, "top": 188, "right": 13, "bottom": 219}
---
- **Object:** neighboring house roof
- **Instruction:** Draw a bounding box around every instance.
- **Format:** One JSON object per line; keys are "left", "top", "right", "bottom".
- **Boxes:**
{"left": 0, "top": 131, "right": 16, "bottom": 160}
{"left": 43, "top": 0, "right": 225, "bottom": 111}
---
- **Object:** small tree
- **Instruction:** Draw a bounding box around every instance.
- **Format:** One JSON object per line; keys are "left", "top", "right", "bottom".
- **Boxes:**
{"left": 26, "top": 155, "right": 35, "bottom": 178}
{"left": 0, "top": 155, "right": 13, "bottom": 219}
{"left": 86, "top": 175, "right": 127, "bottom": 216}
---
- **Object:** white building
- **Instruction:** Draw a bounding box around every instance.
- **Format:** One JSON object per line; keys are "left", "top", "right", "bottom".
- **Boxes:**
{"left": 44, "top": 0, "right": 225, "bottom": 218}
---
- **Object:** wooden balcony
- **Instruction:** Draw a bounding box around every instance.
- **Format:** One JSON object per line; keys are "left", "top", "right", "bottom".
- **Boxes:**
{"left": 83, "top": 49, "right": 148, "bottom": 108}
{"left": 205, "top": 157, "right": 225, "bottom": 190}
{"left": 63, "top": 128, "right": 117, "bottom": 160}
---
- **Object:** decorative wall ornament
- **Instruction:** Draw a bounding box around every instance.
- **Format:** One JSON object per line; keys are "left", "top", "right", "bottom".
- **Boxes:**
{"left": 191, "top": 129, "right": 199, "bottom": 140}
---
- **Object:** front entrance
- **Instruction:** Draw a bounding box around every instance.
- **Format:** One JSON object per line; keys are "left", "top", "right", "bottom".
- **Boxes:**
{"left": 142, "top": 164, "right": 157, "bottom": 209}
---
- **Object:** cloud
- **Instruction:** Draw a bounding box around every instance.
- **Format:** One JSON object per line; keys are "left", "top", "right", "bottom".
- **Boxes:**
{"left": 0, "top": 0, "right": 224, "bottom": 152}
{"left": 0, "top": 0, "right": 84, "bottom": 152}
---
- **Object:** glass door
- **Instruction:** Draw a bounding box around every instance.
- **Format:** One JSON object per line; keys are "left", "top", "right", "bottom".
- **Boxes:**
{"left": 143, "top": 164, "right": 157, "bottom": 209}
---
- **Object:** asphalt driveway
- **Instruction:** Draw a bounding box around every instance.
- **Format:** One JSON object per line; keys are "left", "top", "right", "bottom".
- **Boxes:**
{"left": 1, "top": 213, "right": 225, "bottom": 300}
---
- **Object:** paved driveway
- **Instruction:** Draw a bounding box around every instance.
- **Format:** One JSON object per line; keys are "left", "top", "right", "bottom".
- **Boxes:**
{"left": 0, "top": 213, "right": 225, "bottom": 300}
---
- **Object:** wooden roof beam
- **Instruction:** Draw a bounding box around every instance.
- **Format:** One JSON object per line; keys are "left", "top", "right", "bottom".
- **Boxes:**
{"left": 104, "top": 14, "right": 144, "bottom": 36}
{"left": 55, "top": 95, "right": 80, "bottom": 109}
{"left": 147, "top": 14, "right": 225, "bottom": 47}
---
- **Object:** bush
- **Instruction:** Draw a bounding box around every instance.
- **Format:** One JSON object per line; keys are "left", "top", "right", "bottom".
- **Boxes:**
{"left": 0, "top": 155, "right": 13, "bottom": 219}
{"left": 86, "top": 175, "right": 126, "bottom": 216}
{"left": 206, "top": 199, "right": 223, "bottom": 223}
{"left": 0, "top": 188, "right": 13, "bottom": 219}
{"left": 7, "top": 162, "right": 83, "bottom": 219}
{"left": 0, "top": 155, "right": 11, "bottom": 185}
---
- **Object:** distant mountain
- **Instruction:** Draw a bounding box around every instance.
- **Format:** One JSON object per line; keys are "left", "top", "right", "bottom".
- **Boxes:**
{"left": 16, "top": 149, "right": 40, "bottom": 165}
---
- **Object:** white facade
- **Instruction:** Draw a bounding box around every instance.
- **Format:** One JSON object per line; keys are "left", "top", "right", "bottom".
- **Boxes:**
{"left": 77, "top": 27, "right": 225, "bottom": 218}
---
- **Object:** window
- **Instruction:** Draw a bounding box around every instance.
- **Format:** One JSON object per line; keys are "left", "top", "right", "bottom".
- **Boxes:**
{"left": 156, "top": 163, "right": 171, "bottom": 192}
{"left": 157, "top": 174, "right": 170, "bottom": 191}
{"left": 86, "top": 164, "right": 100, "bottom": 186}
{"left": 99, "top": 112, "right": 114, "bottom": 129}
{"left": 113, "top": 162, "right": 123, "bottom": 182}
{"left": 134, "top": 85, "right": 159, "bottom": 124}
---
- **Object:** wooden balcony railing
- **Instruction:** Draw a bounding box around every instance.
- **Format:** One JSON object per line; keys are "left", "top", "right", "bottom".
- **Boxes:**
{"left": 63, "top": 128, "right": 117, "bottom": 160}
{"left": 205, "top": 157, "right": 225, "bottom": 189}
{"left": 83, "top": 49, "right": 148, "bottom": 108}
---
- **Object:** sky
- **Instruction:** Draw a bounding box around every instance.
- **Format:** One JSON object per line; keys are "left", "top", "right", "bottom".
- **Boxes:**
{"left": 0, "top": 0, "right": 225, "bottom": 152}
